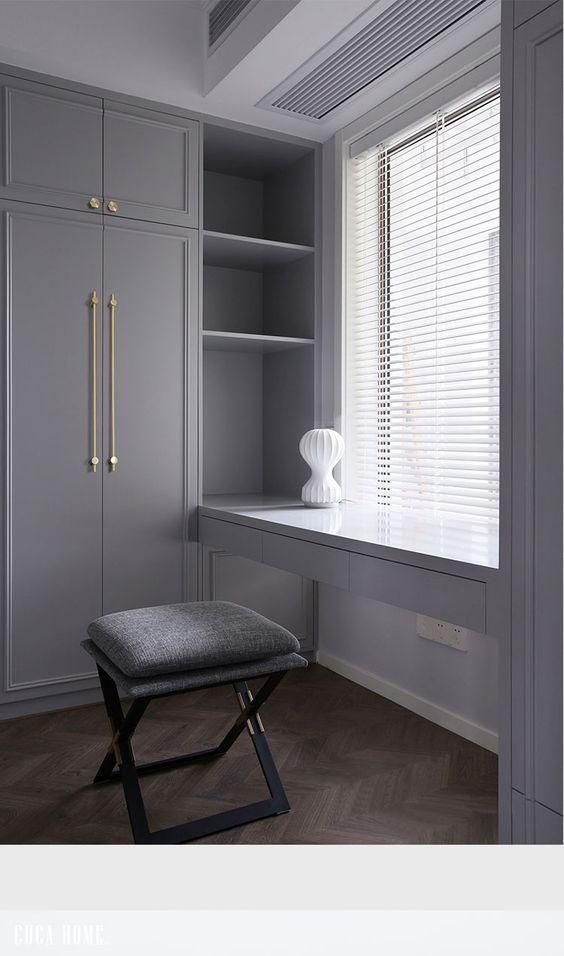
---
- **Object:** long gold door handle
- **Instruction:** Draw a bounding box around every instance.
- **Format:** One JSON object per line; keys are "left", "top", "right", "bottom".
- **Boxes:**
{"left": 108, "top": 293, "right": 118, "bottom": 472}
{"left": 90, "top": 292, "right": 99, "bottom": 472}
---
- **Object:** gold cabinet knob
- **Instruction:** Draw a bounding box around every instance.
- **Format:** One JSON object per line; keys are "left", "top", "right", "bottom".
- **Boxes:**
{"left": 89, "top": 197, "right": 101, "bottom": 209}
{"left": 90, "top": 456, "right": 99, "bottom": 471}
{"left": 109, "top": 455, "right": 119, "bottom": 472}
{"left": 107, "top": 200, "right": 118, "bottom": 213}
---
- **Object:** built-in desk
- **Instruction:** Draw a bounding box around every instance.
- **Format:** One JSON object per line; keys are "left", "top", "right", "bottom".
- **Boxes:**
{"left": 199, "top": 495, "right": 500, "bottom": 634}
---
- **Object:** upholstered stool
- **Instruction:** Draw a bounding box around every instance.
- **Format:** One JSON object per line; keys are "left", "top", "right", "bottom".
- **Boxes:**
{"left": 82, "top": 601, "right": 307, "bottom": 845}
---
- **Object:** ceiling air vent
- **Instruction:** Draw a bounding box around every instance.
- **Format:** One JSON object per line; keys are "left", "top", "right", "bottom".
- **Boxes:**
{"left": 265, "top": 0, "right": 487, "bottom": 120}
{"left": 208, "top": 0, "right": 259, "bottom": 52}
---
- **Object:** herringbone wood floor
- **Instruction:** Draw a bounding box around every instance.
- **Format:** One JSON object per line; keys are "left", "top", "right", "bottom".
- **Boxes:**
{"left": 0, "top": 664, "right": 497, "bottom": 844}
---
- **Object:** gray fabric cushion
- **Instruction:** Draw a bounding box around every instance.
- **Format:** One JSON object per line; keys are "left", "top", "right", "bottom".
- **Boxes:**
{"left": 82, "top": 638, "right": 307, "bottom": 697}
{"left": 86, "top": 601, "right": 300, "bottom": 678}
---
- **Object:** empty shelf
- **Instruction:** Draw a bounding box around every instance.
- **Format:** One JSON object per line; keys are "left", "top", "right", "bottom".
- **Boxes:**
{"left": 203, "top": 230, "right": 314, "bottom": 270}
{"left": 203, "top": 330, "right": 315, "bottom": 353}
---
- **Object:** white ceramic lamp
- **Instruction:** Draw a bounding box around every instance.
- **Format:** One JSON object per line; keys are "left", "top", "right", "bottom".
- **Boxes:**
{"left": 299, "top": 428, "right": 344, "bottom": 508}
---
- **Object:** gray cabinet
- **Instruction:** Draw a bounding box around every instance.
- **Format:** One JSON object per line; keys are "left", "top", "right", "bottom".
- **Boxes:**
{"left": 0, "top": 74, "right": 200, "bottom": 708}
{"left": 0, "top": 77, "right": 199, "bottom": 226}
{"left": 0, "top": 75, "right": 103, "bottom": 212}
{"left": 0, "top": 201, "right": 198, "bottom": 702}
{"left": 102, "top": 220, "right": 196, "bottom": 612}
{"left": 0, "top": 202, "right": 103, "bottom": 692}
{"left": 506, "top": 0, "right": 563, "bottom": 842}
{"left": 104, "top": 102, "right": 198, "bottom": 227}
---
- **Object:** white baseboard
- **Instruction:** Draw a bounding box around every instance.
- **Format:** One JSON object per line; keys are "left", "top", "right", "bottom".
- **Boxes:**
{"left": 317, "top": 650, "right": 498, "bottom": 754}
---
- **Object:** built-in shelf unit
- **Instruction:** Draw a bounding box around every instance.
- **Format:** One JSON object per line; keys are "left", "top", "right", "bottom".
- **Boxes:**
{"left": 202, "top": 122, "right": 317, "bottom": 499}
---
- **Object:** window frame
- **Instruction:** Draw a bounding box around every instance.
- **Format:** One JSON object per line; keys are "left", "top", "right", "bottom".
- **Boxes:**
{"left": 344, "top": 83, "right": 500, "bottom": 516}
{"left": 334, "top": 57, "right": 501, "bottom": 511}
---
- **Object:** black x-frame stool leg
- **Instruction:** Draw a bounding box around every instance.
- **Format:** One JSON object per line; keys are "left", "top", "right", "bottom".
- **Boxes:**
{"left": 92, "top": 665, "right": 290, "bottom": 845}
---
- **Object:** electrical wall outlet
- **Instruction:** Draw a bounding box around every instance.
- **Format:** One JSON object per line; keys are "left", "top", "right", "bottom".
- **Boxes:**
{"left": 416, "top": 614, "right": 468, "bottom": 651}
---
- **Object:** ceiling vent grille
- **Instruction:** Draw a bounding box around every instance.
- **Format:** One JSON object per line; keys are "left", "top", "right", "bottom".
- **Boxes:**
{"left": 208, "top": 0, "right": 257, "bottom": 52}
{"left": 266, "top": 0, "right": 487, "bottom": 120}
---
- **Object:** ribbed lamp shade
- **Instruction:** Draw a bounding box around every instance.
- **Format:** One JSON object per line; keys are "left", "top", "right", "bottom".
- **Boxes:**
{"left": 299, "top": 428, "right": 344, "bottom": 508}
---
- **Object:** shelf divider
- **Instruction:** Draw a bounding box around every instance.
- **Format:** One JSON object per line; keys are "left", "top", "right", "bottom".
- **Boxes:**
{"left": 203, "top": 330, "right": 315, "bottom": 354}
{"left": 203, "top": 230, "right": 315, "bottom": 270}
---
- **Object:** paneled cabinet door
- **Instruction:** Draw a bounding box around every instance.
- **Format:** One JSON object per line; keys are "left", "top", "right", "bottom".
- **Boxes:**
{"left": 0, "top": 202, "right": 103, "bottom": 695}
{"left": 102, "top": 220, "right": 197, "bottom": 614}
{"left": 103, "top": 101, "right": 199, "bottom": 227}
{"left": 0, "top": 75, "right": 103, "bottom": 213}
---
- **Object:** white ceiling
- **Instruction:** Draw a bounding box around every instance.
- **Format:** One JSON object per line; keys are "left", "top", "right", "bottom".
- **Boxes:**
{"left": 0, "top": 0, "right": 499, "bottom": 143}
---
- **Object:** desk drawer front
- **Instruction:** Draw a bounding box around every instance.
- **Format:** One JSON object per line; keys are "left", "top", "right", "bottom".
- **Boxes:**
{"left": 349, "top": 553, "right": 486, "bottom": 633}
{"left": 262, "top": 533, "right": 349, "bottom": 589}
{"left": 199, "top": 517, "right": 262, "bottom": 563}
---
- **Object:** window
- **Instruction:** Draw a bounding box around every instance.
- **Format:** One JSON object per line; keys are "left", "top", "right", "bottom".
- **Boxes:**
{"left": 345, "top": 86, "right": 500, "bottom": 525}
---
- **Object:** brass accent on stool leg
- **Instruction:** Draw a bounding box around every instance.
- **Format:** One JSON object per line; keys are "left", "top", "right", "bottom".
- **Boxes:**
{"left": 234, "top": 680, "right": 289, "bottom": 815}
{"left": 246, "top": 687, "right": 265, "bottom": 733}
{"left": 94, "top": 694, "right": 149, "bottom": 784}
{"left": 237, "top": 691, "right": 255, "bottom": 735}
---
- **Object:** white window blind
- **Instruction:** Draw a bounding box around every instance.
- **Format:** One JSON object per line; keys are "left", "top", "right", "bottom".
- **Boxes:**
{"left": 345, "top": 86, "right": 500, "bottom": 523}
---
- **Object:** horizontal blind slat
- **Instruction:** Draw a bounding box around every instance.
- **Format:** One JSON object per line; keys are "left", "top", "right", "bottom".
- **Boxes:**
{"left": 346, "top": 86, "right": 500, "bottom": 526}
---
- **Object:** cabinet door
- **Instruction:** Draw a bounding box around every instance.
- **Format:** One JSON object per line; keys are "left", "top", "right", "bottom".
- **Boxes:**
{"left": 102, "top": 220, "right": 197, "bottom": 613}
{"left": 0, "top": 202, "right": 103, "bottom": 693}
{"left": 104, "top": 101, "right": 199, "bottom": 227}
{"left": 0, "top": 75, "right": 103, "bottom": 212}
{"left": 512, "top": 1, "right": 563, "bottom": 821}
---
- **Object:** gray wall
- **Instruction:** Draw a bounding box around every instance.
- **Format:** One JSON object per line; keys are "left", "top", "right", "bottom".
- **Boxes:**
{"left": 203, "top": 351, "right": 263, "bottom": 495}
{"left": 318, "top": 586, "right": 499, "bottom": 748}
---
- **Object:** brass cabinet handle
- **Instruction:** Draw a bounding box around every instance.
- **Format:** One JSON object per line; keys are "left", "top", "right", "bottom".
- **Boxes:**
{"left": 89, "top": 197, "right": 101, "bottom": 209}
{"left": 89, "top": 292, "right": 99, "bottom": 472}
{"left": 108, "top": 293, "right": 118, "bottom": 472}
{"left": 107, "top": 200, "right": 118, "bottom": 213}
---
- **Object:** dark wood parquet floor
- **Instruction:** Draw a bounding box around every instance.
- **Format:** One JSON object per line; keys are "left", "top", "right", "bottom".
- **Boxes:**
{"left": 0, "top": 664, "right": 497, "bottom": 844}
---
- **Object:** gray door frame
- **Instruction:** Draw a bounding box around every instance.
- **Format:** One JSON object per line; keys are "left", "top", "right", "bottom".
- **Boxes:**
{"left": 502, "top": 0, "right": 563, "bottom": 844}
